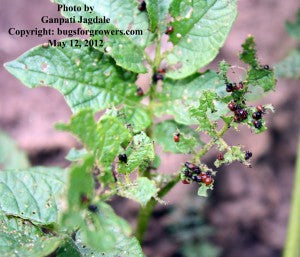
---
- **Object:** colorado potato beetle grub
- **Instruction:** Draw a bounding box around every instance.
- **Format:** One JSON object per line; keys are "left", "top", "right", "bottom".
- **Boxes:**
{"left": 182, "top": 179, "right": 190, "bottom": 184}
{"left": 137, "top": 87, "right": 144, "bottom": 96}
{"left": 256, "top": 105, "right": 264, "bottom": 113}
{"left": 252, "top": 111, "right": 262, "bottom": 120}
{"left": 253, "top": 120, "right": 262, "bottom": 129}
{"left": 165, "top": 26, "right": 174, "bottom": 35}
{"left": 245, "top": 151, "right": 252, "bottom": 160}
{"left": 228, "top": 102, "right": 237, "bottom": 111}
{"left": 226, "top": 83, "right": 234, "bottom": 92}
{"left": 157, "top": 68, "right": 166, "bottom": 74}
{"left": 88, "top": 204, "right": 98, "bottom": 213}
{"left": 138, "top": 1, "right": 146, "bottom": 11}
{"left": 118, "top": 154, "right": 128, "bottom": 163}
{"left": 204, "top": 176, "right": 213, "bottom": 186}
{"left": 217, "top": 153, "right": 224, "bottom": 161}
{"left": 173, "top": 133, "right": 180, "bottom": 142}
{"left": 80, "top": 194, "right": 90, "bottom": 204}
{"left": 153, "top": 73, "right": 164, "bottom": 82}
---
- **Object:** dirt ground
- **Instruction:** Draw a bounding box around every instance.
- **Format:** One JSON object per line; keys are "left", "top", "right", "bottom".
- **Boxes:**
{"left": 0, "top": 0, "right": 300, "bottom": 257}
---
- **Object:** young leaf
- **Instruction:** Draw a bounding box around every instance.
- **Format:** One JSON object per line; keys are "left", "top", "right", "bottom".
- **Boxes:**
{"left": 57, "top": 109, "right": 132, "bottom": 177}
{"left": 122, "top": 107, "right": 152, "bottom": 133}
{"left": 175, "top": 134, "right": 197, "bottom": 154}
{"left": 153, "top": 120, "right": 201, "bottom": 153}
{"left": 118, "top": 132, "right": 154, "bottom": 174}
{"left": 118, "top": 177, "right": 158, "bottom": 207}
{"left": 146, "top": 0, "right": 172, "bottom": 32}
{"left": 275, "top": 50, "right": 300, "bottom": 79}
{"left": 240, "top": 36, "right": 276, "bottom": 92}
{"left": 0, "top": 131, "right": 29, "bottom": 170}
{"left": 0, "top": 167, "right": 68, "bottom": 225}
{"left": 214, "top": 146, "right": 248, "bottom": 167}
{"left": 197, "top": 186, "right": 210, "bottom": 197}
{"left": 52, "top": 0, "right": 152, "bottom": 73}
{"left": 154, "top": 71, "right": 225, "bottom": 125}
{"left": 4, "top": 40, "right": 139, "bottom": 113}
{"left": 189, "top": 91, "right": 219, "bottom": 137}
{"left": 166, "top": 0, "right": 237, "bottom": 79}
{"left": 285, "top": 9, "right": 300, "bottom": 40}
{"left": 0, "top": 214, "right": 61, "bottom": 257}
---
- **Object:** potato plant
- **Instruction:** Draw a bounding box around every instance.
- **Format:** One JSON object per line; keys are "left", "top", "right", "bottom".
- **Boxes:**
{"left": 3, "top": 0, "right": 276, "bottom": 256}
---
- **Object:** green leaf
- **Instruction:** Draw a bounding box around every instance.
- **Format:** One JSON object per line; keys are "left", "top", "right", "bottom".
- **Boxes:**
{"left": 285, "top": 9, "right": 300, "bottom": 39}
{"left": 275, "top": 50, "right": 300, "bottom": 79}
{"left": 154, "top": 71, "right": 225, "bottom": 125}
{"left": 175, "top": 134, "right": 197, "bottom": 154}
{"left": 240, "top": 36, "right": 276, "bottom": 92}
{"left": 166, "top": 0, "right": 237, "bottom": 79}
{"left": 118, "top": 132, "right": 154, "bottom": 174}
{"left": 4, "top": 40, "right": 139, "bottom": 113}
{"left": 247, "top": 67, "right": 276, "bottom": 92}
{"left": 52, "top": 0, "right": 152, "bottom": 73}
{"left": 57, "top": 109, "right": 132, "bottom": 177}
{"left": 218, "top": 60, "right": 230, "bottom": 83}
{"left": 0, "top": 167, "right": 67, "bottom": 225}
{"left": 60, "top": 202, "right": 144, "bottom": 256}
{"left": 153, "top": 120, "right": 201, "bottom": 153}
{"left": 67, "top": 156, "right": 95, "bottom": 212}
{"left": 0, "top": 131, "right": 29, "bottom": 170}
{"left": 146, "top": 0, "right": 172, "bottom": 32}
{"left": 0, "top": 214, "right": 61, "bottom": 257}
{"left": 118, "top": 177, "right": 158, "bottom": 206}
{"left": 240, "top": 36, "right": 258, "bottom": 67}
{"left": 122, "top": 107, "right": 152, "bottom": 133}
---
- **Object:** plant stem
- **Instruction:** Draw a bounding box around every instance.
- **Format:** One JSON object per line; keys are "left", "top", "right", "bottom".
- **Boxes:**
{"left": 135, "top": 175, "right": 180, "bottom": 242}
{"left": 135, "top": 123, "right": 230, "bottom": 243}
{"left": 283, "top": 138, "right": 300, "bottom": 257}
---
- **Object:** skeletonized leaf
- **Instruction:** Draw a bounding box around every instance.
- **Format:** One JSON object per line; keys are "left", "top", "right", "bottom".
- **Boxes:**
{"left": 118, "top": 177, "right": 158, "bottom": 206}
{"left": 240, "top": 36, "right": 276, "bottom": 92}
{"left": 166, "top": 0, "right": 237, "bottom": 79}
{"left": 153, "top": 120, "right": 201, "bottom": 153}
{"left": 154, "top": 71, "right": 225, "bottom": 125}
{"left": 5, "top": 40, "right": 139, "bottom": 113}
{"left": 0, "top": 214, "right": 61, "bottom": 257}
{"left": 0, "top": 131, "right": 29, "bottom": 170}
{"left": 118, "top": 132, "right": 154, "bottom": 174}
{"left": 57, "top": 109, "right": 132, "bottom": 177}
{"left": 0, "top": 167, "right": 68, "bottom": 225}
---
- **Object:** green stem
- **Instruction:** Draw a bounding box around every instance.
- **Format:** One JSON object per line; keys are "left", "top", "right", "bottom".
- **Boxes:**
{"left": 283, "top": 138, "right": 300, "bottom": 257}
{"left": 135, "top": 124, "right": 230, "bottom": 243}
{"left": 135, "top": 175, "right": 180, "bottom": 242}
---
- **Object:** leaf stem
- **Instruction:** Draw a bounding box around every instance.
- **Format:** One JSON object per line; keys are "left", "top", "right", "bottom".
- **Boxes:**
{"left": 135, "top": 174, "right": 180, "bottom": 242}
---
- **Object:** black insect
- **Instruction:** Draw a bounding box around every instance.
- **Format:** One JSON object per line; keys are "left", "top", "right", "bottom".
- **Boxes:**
{"left": 138, "top": 1, "right": 146, "bottom": 11}
{"left": 118, "top": 154, "right": 128, "bottom": 163}
{"left": 245, "top": 151, "right": 253, "bottom": 160}
{"left": 88, "top": 204, "right": 98, "bottom": 213}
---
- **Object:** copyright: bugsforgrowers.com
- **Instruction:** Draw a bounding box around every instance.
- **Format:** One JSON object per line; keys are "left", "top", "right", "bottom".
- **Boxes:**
{"left": 8, "top": 27, "right": 143, "bottom": 38}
